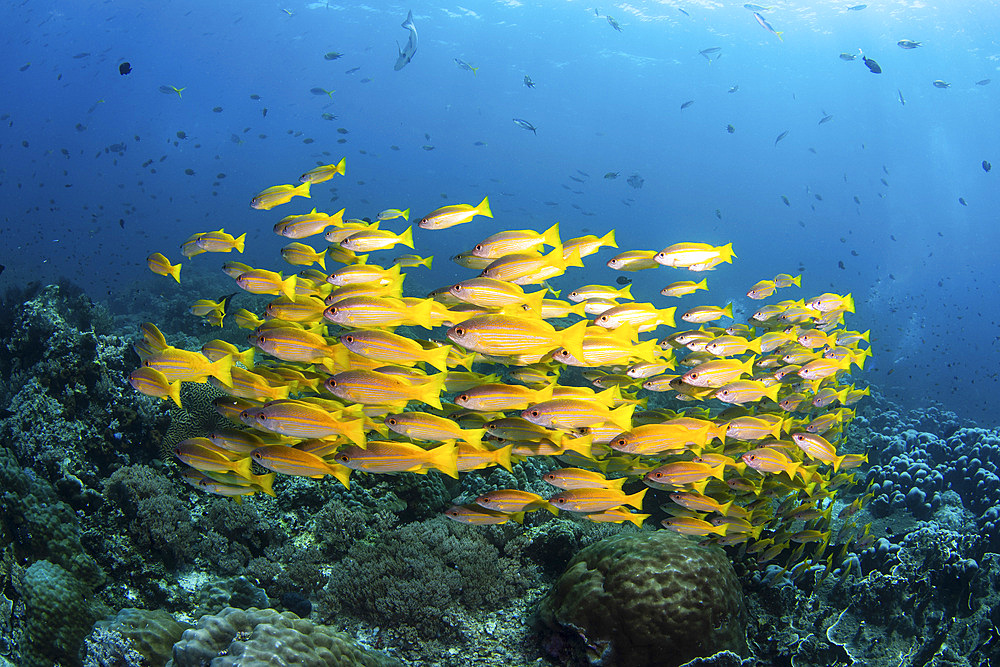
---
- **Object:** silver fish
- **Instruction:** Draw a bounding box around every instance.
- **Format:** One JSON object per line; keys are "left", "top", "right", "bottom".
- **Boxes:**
{"left": 394, "top": 10, "right": 418, "bottom": 71}
{"left": 513, "top": 118, "right": 537, "bottom": 134}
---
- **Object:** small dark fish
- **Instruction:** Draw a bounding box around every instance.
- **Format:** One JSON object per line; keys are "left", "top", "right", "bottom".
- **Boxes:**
{"left": 680, "top": 100, "right": 694, "bottom": 109}
{"left": 310, "top": 87, "right": 334, "bottom": 96}
{"left": 775, "top": 130, "right": 789, "bottom": 145}
{"left": 781, "top": 195, "right": 790, "bottom": 206}
{"left": 0, "top": 264, "right": 4, "bottom": 276}
{"left": 728, "top": 85, "right": 739, "bottom": 93}
{"left": 976, "top": 79, "right": 991, "bottom": 86}
{"left": 699, "top": 47, "right": 721, "bottom": 55}
{"left": 74, "top": 52, "right": 91, "bottom": 59}
{"left": 19, "top": 63, "right": 30, "bottom": 71}
{"left": 880, "top": 177, "right": 888, "bottom": 186}
{"left": 176, "top": 130, "right": 187, "bottom": 139}
{"left": 607, "top": 15, "right": 622, "bottom": 31}
{"left": 959, "top": 197, "right": 967, "bottom": 206}
{"left": 862, "top": 55, "right": 881, "bottom": 74}
{"left": 119, "top": 219, "right": 125, "bottom": 229}
{"left": 627, "top": 173, "right": 644, "bottom": 189}
{"left": 818, "top": 113, "right": 833, "bottom": 124}
{"left": 616, "top": 276, "right": 632, "bottom": 286}
{"left": 524, "top": 75, "right": 535, "bottom": 88}
{"left": 898, "top": 89, "right": 906, "bottom": 106}
{"left": 422, "top": 145, "right": 435, "bottom": 151}
{"left": 250, "top": 93, "right": 261, "bottom": 100}
{"left": 604, "top": 172, "right": 619, "bottom": 179}
{"left": 213, "top": 106, "right": 223, "bottom": 112}
{"left": 473, "top": 141, "right": 487, "bottom": 146}
{"left": 847, "top": 4, "right": 866, "bottom": 10}
{"left": 337, "top": 128, "right": 348, "bottom": 134}
{"left": 897, "top": 40, "right": 921, "bottom": 49}
{"left": 346, "top": 67, "right": 361, "bottom": 74}
{"left": 715, "top": 209, "right": 722, "bottom": 220}
{"left": 853, "top": 196, "right": 861, "bottom": 204}
{"left": 932, "top": 80, "right": 950, "bottom": 88}
{"left": 576, "top": 170, "right": 590, "bottom": 177}
{"left": 185, "top": 168, "right": 195, "bottom": 175}
{"left": 983, "top": 160, "right": 991, "bottom": 173}
{"left": 838, "top": 261, "right": 846, "bottom": 269}
{"left": 569, "top": 176, "right": 585, "bottom": 183}
{"left": 814, "top": 194, "right": 823, "bottom": 201}
{"left": 119, "top": 62, "right": 132, "bottom": 75}
{"left": 678, "top": 8, "right": 690, "bottom": 16}
{"left": 324, "top": 51, "right": 343, "bottom": 60}
{"left": 262, "top": 108, "right": 268, "bottom": 117}
{"left": 727, "top": 124, "right": 735, "bottom": 134}
{"left": 321, "top": 113, "right": 336, "bottom": 120}
{"left": 513, "top": 118, "right": 537, "bottom": 134}
{"left": 839, "top": 53, "right": 856, "bottom": 61}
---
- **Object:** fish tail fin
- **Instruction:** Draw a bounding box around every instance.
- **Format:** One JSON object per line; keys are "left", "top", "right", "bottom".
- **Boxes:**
{"left": 711, "top": 463, "right": 727, "bottom": 482}
{"left": 495, "top": 444, "right": 513, "bottom": 472}
{"left": 336, "top": 157, "right": 347, "bottom": 176}
{"left": 280, "top": 275, "right": 297, "bottom": 301}
{"left": 721, "top": 242, "right": 736, "bottom": 261}
{"left": 399, "top": 226, "right": 414, "bottom": 249}
{"left": 541, "top": 222, "right": 562, "bottom": 247}
{"left": 843, "top": 293, "right": 855, "bottom": 313}
{"left": 561, "top": 433, "right": 593, "bottom": 460}
{"left": 599, "top": 228, "right": 618, "bottom": 249}
{"left": 746, "top": 337, "right": 763, "bottom": 355}
{"left": 296, "top": 181, "right": 312, "bottom": 199}
{"left": 764, "top": 382, "right": 781, "bottom": 403}
{"left": 427, "top": 442, "right": 459, "bottom": 479}
{"left": 695, "top": 278, "right": 708, "bottom": 291}
{"left": 776, "top": 31, "right": 784, "bottom": 41}
{"left": 397, "top": 207, "right": 410, "bottom": 221}
{"left": 564, "top": 246, "right": 585, "bottom": 269}
{"left": 424, "top": 345, "right": 451, "bottom": 373}
{"left": 609, "top": 403, "right": 636, "bottom": 432}
{"left": 232, "top": 455, "right": 253, "bottom": 480}
{"left": 617, "top": 283, "right": 633, "bottom": 300}
{"left": 461, "top": 428, "right": 486, "bottom": 448}
{"left": 401, "top": 10, "right": 414, "bottom": 29}
{"left": 255, "top": 472, "right": 277, "bottom": 497}
{"left": 420, "top": 255, "right": 433, "bottom": 269}
{"left": 316, "top": 248, "right": 327, "bottom": 271}
{"left": 523, "top": 288, "right": 546, "bottom": 316}
{"left": 209, "top": 355, "right": 233, "bottom": 386}
{"left": 476, "top": 196, "right": 493, "bottom": 218}
{"left": 416, "top": 373, "right": 447, "bottom": 410}
{"left": 339, "top": 418, "right": 367, "bottom": 447}
{"left": 658, "top": 306, "right": 677, "bottom": 327}
{"left": 559, "top": 320, "right": 589, "bottom": 363}
{"left": 411, "top": 299, "right": 434, "bottom": 329}
{"left": 627, "top": 512, "right": 650, "bottom": 527}
{"left": 234, "top": 233, "right": 246, "bottom": 253}
{"left": 625, "top": 487, "right": 648, "bottom": 510}
{"left": 742, "top": 355, "right": 757, "bottom": 378}
{"left": 169, "top": 261, "right": 182, "bottom": 283}
{"left": 792, "top": 274, "right": 802, "bottom": 287}
{"left": 167, "top": 380, "right": 183, "bottom": 407}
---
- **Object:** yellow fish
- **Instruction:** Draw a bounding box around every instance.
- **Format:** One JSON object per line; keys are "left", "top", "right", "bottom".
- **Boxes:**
{"left": 298, "top": 157, "right": 346, "bottom": 184}
{"left": 128, "top": 367, "right": 182, "bottom": 407}
{"left": 250, "top": 181, "right": 311, "bottom": 210}
{"left": 195, "top": 229, "right": 246, "bottom": 253}
{"left": 323, "top": 369, "right": 446, "bottom": 409}
{"left": 334, "top": 441, "right": 459, "bottom": 478}
{"left": 418, "top": 196, "right": 492, "bottom": 230}
{"left": 281, "top": 243, "right": 327, "bottom": 269}
{"left": 147, "top": 252, "right": 182, "bottom": 282}
{"left": 250, "top": 445, "right": 351, "bottom": 488}
{"left": 655, "top": 242, "right": 736, "bottom": 270}
{"left": 660, "top": 279, "right": 708, "bottom": 298}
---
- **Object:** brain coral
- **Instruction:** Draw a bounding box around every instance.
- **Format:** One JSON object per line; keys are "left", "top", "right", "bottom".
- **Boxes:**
{"left": 537, "top": 530, "right": 747, "bottom": 666}
{"left": 167, "top": 607, "right": 402, "bottom": 667}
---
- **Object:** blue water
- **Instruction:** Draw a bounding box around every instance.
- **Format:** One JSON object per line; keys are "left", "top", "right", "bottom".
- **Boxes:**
{"left": 1, "top": 0, "right": 998, "bottom": 420}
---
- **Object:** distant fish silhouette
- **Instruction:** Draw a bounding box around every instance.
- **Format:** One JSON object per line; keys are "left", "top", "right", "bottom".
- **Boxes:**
{"left": 394, "top": 10, "right": 418, "bottom": 71}
{"left": 119, "top": 62, "right": 132, "bottom": 76}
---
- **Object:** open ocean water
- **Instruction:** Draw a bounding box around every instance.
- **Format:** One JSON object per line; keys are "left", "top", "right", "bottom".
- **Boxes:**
{"left": 2, "top": 1, "right": 1000, "bottom": 666}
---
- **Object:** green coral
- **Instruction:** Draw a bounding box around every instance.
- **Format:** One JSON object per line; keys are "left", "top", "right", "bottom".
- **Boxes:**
{"left": 167, "top": 607, "right": 402, "bottom": 667}
{"left": 537, "top": 530, "right": 748, "bottom": 666}
{"left": 89, "top": 608, "right": 191, "bottom": 666}
{"left": 17, "top": 560, "right": 108, "bottom": 667}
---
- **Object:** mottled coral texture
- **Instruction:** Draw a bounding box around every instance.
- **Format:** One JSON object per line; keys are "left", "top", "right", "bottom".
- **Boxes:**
{"left": 538, "top": 530, "right": 747, "bottom": 666}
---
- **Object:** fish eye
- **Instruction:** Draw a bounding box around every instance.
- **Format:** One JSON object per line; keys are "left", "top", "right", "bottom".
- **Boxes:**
{"left": 258, "top": 414, "right": 267, "bottom": 421}
{"left": 530, "top": 410, "right": 539, "bottom": 417}
{"left": 689, "top": 373, "right": 698, "bottom": 379}
{"left": 388, "top": 418, "right": 397, "bottom": 425}
{"left": 458, "top": 394, "right": 469, "bottom": 402}
{"left": 454, "top": 327, "right": 465, "bottom": 336}
{"left": 337, "top": 454, "right": 349, "bottom": 462}
{"left": 474, "top": 244, "right": 482, "bottom": 251}
{"left": 616, "top": 438, "right": 626, "bottom": 446}
{"left": 344, "top": 335, "right": 353, "bottom": 343}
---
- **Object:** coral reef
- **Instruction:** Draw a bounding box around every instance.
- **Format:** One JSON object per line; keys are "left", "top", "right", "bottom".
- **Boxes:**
{"left": 538, "top": 530, "right": 747, "bottom": 666}
{"left": 167, "top": 607, "right": 402, "bottom": 667}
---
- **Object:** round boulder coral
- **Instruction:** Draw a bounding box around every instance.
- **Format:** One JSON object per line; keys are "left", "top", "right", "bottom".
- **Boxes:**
{"left": 537, "top": 530, "right": 747, "bottom": 666}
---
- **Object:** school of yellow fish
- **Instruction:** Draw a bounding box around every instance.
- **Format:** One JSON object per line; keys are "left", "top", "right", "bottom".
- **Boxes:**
{"left": 134, "top": 157, "right": 873, "bottom": 579}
